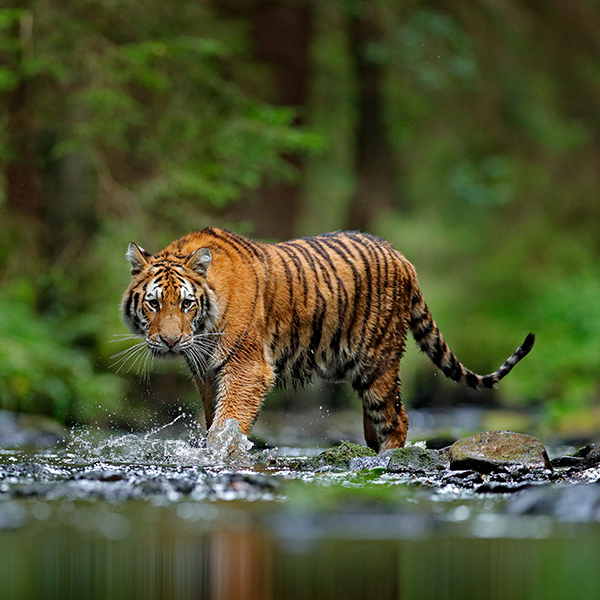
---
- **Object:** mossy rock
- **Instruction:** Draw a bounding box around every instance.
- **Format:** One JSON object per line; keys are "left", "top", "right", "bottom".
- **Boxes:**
{"left": 449, "top": 431, "right": 551, "bottom": 473}
{"left": 387, "top": 445, "right": 449, "bottom": 473}
{"left": 316, "top": 441, "right": 377, "bottom": 469}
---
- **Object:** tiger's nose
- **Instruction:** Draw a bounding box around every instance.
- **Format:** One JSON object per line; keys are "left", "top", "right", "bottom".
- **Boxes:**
{"left": 160, "top": 334, "right": 182, "bottom": 349}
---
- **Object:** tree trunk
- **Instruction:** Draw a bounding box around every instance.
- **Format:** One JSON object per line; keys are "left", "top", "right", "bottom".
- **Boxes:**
{"left": 346, "top": 4, "right": 398, "bottom": 231}
{"left": 5, "top": 77, "right": 46, "bottom": 234}
{"left": 232, "top": 0, "right": 313, "bottom": 240}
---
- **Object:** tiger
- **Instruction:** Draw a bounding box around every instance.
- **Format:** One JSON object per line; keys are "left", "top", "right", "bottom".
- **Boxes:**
{"left": 121, "top": 228, "right": 534, "bottom": 452}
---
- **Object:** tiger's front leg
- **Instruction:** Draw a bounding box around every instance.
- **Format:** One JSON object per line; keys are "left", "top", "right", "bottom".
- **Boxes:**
{"left": 208, "top": 349, "right": 276, "bottom": 437}
{"left": 193, "top": 378, "right": 218, "bottom": 432}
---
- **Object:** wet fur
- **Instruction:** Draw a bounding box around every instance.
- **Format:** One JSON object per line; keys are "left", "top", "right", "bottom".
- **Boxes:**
{"left": 121, "top": 228, "right": 534, "bottom": 452}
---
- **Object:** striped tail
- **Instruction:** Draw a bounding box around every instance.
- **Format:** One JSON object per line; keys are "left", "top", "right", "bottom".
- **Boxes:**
{"left": 408, "top": 288, "right": 535, "bottom": 390}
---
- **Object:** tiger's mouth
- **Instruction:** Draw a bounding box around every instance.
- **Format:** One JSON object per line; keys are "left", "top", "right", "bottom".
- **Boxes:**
{"left": 154, "top": 347, "right": 181, "bottom": 358}
{"left": 147, "top": 335, "right": 187, "bottom": 357}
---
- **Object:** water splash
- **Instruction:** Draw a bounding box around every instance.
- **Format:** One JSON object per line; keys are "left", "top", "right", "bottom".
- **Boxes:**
{"left": 206, "top": 419, "right": 254, "bottom": 462}
{"left": 66, "top": 417, "right": 254, "bottom": 468}
{"left": 142, "top": 412, "right": 187, "bottom": 440}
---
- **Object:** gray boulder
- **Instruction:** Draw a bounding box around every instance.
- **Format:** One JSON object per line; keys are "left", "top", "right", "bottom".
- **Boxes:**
{"left": 449, "top": 431, "right": 551, "bottom": 473}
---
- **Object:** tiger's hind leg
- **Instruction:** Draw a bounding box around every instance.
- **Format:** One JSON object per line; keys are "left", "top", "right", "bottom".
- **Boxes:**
{"left": 355, "top": 367, "right": 409, "bottom": 452}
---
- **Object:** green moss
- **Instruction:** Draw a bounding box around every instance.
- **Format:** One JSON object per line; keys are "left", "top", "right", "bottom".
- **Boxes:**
{"left": 316, "top": 441, "right": 377, "bottom": 469}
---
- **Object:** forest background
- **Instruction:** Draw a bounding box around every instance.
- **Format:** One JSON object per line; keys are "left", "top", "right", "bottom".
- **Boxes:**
{"left": 1, "top": 0, "right": 599, "bottom": 441}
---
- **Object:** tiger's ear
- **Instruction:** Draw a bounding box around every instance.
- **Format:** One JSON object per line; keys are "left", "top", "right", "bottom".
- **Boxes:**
{"left": 186, "top": 247, "right": 212, "bottom": 276}
{"left": 126, "top": 243, "right": 151, "bottom": 275}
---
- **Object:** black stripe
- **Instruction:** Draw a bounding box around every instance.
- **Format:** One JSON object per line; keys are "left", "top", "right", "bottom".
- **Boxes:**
{"left": 284, "top": 241, "right": 330, "bottom": 363}
{"left": 278, "top": 244, "right": 309, "bottom": 305}
{"left": 299, "top": 238, "right": 335, "bottom": 296}
{"left": 302, "top": 236, "right": 347, "bottom": 306}
{"left": 367, "top": 242, "right": 386, "bottom": 345}
{"left": 409, "top": 308, "right": 428, "bottom": 328}
{"left": 344, "top": 234, "right": 375, "bottom": 356}
{"left": 412, "top": 319, "right": 434, "bottom": 343}
{"left": 206, "top": 228, "right": 264, "bottom": 261}
{"left": 481, "top": 374, "right": 496, "bottom": 388}
{"left": 308, "top": 301, "right": 326, "bottom": 367}
{"left": 228, "top": 231, "right": 264, "bottom": 260}
{"left": 269, "top": 247, "right": 297, "bottom": 374}
{"left": 319, "top": 236, "right": 363, "bottom": 349}
{"left": 304, "top": 236, "right": 350, "bottom": 356}
{"left": 441, "top": 354, "right": 462, "bottom": 382}
{"left": 353, "top": 361, "right": 389, "bottom": 393}
{"left": 353, "top": 235, "right": 391, "bottom": 356}
{"left": 430, "top": 338, "right": 446, "bottom": 368}
{"left": 290, "top": 310, "right": 301, "bottom": 356}
{"left": 198, "top": 231, "right": 262, "bottom": 353}
{"left": 411, "top": 290, "right": 422, "bottom": 308}
{"left": 365, "top": 398, "right": 387, "bottom": 412}
{"left": 263, "top": 251, "right": 277, "bottom": 322}
{"left": 465, "top": 372, "right": 480, "bottom": 388}
{"left": 373, "top": 249, "right": 400, "bottom": 348}
{"left": 274, "top": 246, "right": 295, "bottom": 306}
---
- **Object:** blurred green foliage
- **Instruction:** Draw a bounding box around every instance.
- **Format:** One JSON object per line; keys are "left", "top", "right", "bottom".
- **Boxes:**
{"left": 0, "top": 1, "right": 320, "bottom": 423}
{"left": 1, "top": 0, "right": 600, "bottom": 436}
{"left": 0, "top": 282, "right": 124, "bottom": 421}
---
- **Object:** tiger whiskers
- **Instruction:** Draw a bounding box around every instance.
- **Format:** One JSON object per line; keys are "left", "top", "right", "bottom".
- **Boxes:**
{"left": 182, "top": 333, "right": 221, "bottom": 378}
{"left": 109, "top": 334, "right": 146, "bottom": 342}
{"left": 182, "top": 345, "right": 211, "bottom": 378}
{"left": 138, "top": 345, "right": 155, "bottom": 386}
{"left": 109, "top": 339, "right": 153, "bottom": 378}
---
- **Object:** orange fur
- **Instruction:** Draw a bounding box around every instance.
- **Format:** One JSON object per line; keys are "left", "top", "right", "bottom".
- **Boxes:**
{"left": 121, "top": 228, "right": 534, "bottom": 452}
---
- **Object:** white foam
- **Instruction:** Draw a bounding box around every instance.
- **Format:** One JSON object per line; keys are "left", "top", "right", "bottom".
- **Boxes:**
{"left": 66, "top": 418, "right": 254, "bottom": 468}
{"left": 206, "top": 419, "right": 254, "bottom": 462}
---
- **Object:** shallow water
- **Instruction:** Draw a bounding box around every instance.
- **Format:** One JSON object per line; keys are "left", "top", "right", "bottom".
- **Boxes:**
{"left": 1, "top": 420, "right": 600, "bottom": 599}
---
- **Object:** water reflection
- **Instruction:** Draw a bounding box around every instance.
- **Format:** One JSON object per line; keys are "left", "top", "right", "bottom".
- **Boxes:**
{"left": 1, "top": 499, "right": 600, "bottom": 600}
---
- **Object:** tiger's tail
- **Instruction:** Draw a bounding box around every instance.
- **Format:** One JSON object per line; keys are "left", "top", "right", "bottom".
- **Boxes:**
{"left": 408, "top": 287, "right": 535, "bottom": 390}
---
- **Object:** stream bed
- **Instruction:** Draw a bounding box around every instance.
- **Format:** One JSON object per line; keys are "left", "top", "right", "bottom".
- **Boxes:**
{"left": 1, "top": 417, "right": 600, "bottom": 600}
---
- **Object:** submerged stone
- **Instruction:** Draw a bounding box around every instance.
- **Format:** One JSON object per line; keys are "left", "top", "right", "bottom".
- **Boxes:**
{"left": 550, "top": 456, "right": 584, "bottom": 468}
{"left": 549, "top": 443, "right": 600, "bottom": 470}
{"left": 387, "top": 446, "right": 449, "bottom": 473}
{"left": 449, "top": 431, "right": 551, "bottom": 473}
{"left": 440, "top": 469, "right": 484, "bottom": 488}
{"left": 317, "top": 441, "right": 377, "bottom": 469}
{"left": 72, "top": 470, "right": 126, "bottom": 483}
{"left": 509, "top": 483, "right": 600, "bottom": 522}
{"left": 475, "top": 482, "right": 533, "bottom": 494}
{"left": 582, "top": 445, "right": 600, "bottom": 468}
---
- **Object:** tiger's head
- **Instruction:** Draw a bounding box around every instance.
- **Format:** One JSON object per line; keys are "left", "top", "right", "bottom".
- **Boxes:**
{"left": 121, "top": 243, "right": 219, "bottom": 365}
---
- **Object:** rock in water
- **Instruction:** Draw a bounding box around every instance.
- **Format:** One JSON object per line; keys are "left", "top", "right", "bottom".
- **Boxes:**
{"left": 387, "top": 445, "right": 449, "bottom": 473}
{"left": 449, "top": 431, "right": 551, "bottom": 473}
{"left": 317, "top": 441, "right": 377, "bottom": 468}
{"left": 582, "top": 445, "right": 600, "bottom": 468}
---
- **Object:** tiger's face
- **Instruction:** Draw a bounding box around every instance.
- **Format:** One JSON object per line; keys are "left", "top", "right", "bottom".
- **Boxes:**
{"left": 121, "top": 243, "right": 218, "bottom": 363}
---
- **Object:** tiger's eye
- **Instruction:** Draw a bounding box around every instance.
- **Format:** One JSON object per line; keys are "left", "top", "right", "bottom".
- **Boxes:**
{"left": 147, "top": 299, "right": 160, "bottom": 310}
{"left": 181, "top": 299, "right": 194, "bottom": 310}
